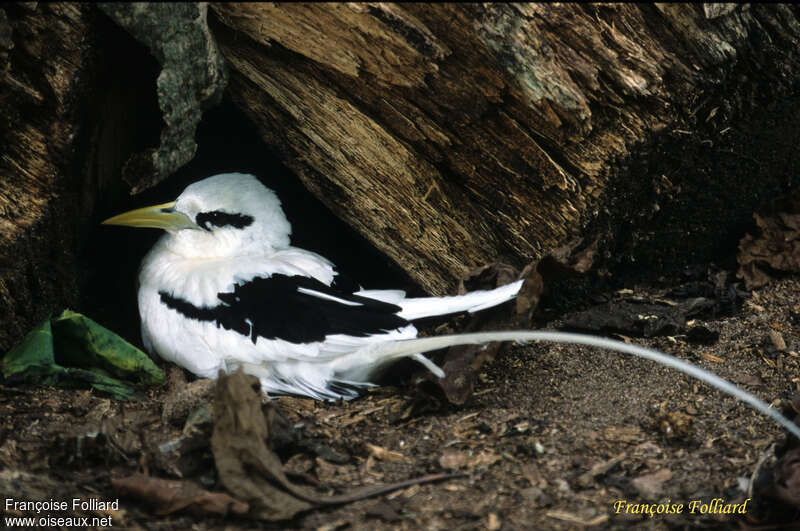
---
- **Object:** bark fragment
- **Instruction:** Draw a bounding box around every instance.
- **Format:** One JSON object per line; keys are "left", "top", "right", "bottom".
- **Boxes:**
{"left": 98, "top": 2, "right": 228, "bottom": 192}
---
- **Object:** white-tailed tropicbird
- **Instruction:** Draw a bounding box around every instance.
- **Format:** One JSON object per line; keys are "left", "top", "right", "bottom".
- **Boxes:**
{"left": 102, "top": 173, "right": 800, "bottom": 439}
{"left": 103, "top": 172, "right": 524, "bottom": 399}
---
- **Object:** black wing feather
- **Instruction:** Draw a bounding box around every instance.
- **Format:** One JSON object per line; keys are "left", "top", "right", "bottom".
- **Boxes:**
{"left": 159, "top": 274, "right": 409, "bottom": 345}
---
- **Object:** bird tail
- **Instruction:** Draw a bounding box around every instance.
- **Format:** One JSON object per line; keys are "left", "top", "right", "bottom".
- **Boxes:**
{"left": 394, "top": 279, "right": 524, "bottom": 320}
{"left": 337, "top": 330, "right": 800, "bottom": 440}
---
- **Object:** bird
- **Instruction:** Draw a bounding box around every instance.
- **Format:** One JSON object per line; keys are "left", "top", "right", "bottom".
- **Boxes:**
{"left": 102, "top": 172, "right": 800, "bottom": 439}
{"left": 102, "top": 172, "right": 525, "bottom": 400}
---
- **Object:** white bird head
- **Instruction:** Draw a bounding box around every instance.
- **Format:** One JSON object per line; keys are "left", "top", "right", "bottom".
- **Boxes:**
{"left": 103, "top": 173, "right": 292, "bottom": 258}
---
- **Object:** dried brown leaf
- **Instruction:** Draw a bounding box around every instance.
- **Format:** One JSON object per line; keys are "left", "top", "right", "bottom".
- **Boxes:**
{"left": 737, "top": 196, "right": 800, "bottom": 289}
{"left": 111, "top": 474, "right": 249, "bottom": 517}
{"left": 750, "top": 412, "right": 800, "bottom": 523}
{"left": 211, "top": 370, "right": 316, "bottom": 520}
{"left": 436, "top": 263, "right": 522, "bottom": 404}
{"left": 773, "top": 446, "right": 800, "bottom": 508}
{"left": 211, "top": 370, "right": 462, "bottom": 520}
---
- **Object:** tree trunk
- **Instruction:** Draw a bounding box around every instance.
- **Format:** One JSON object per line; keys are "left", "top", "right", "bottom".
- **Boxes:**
{"left": 0, "top": 4, "right": 93, "bottom": 351}
{"left": 2, "top": 3, "right": 800, "bottom": 350}
{"left": 208, "top": 3, "right": 800, "bottom": 293}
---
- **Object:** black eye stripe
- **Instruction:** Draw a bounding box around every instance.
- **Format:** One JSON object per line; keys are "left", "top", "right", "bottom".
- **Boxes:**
{"left": 195, "top": 210, "right": 254, "bottom": 231}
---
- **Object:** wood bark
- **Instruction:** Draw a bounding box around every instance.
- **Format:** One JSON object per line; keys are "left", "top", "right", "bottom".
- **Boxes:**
{"left": 0, "top": 3, "right": 222, "bottom": 351}
{"left": 2, "top": 3, "right": 800, "bottom": 351}
{"left": 208, "top": 3, "right": 800, "bottom": 293}
{"left": 0, "top": 4, "right": 93, "bottom": 351}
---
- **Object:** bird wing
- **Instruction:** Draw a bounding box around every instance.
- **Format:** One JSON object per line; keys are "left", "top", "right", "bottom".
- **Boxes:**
{"left": 158, "top": 272, "right": 413, "bottom": 359}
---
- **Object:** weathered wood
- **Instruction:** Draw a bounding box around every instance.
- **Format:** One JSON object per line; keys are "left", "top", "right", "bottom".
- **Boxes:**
{"left": 0, "top": 3, "right": 93, "bottom": 351}
{"left": 2, "top": 3, "right": 800, "bottom": 351}
{"left": 0, "top": 3, "right": 228, "bottom": 351}
{"left": 97, "top": 2, "right": 228, "bottom": 193}
{"left": 208, "top": 3, "right": 800, "bottom": 293}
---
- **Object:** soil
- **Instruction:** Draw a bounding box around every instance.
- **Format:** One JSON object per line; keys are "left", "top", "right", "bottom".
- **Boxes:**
{"left": 1, "top": 276, "right": 799, "bottom": 530}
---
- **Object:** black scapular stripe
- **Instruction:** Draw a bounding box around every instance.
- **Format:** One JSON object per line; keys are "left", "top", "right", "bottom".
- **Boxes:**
{"left": 158, "top": 274, "right": 408, "bottom": 344}
{"left": 195, "top": 210, "right": 254, "bottom": 231}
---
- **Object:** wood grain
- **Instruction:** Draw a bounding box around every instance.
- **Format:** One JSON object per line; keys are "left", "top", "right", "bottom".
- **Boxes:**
{"left": 210, "top": 3, "right": 800, "bottom": 293}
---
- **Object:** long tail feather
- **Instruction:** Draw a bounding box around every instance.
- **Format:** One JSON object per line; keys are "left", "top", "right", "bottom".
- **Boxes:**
{"left": 343, "top": 330, "right": 800, "bottom": 440}
{"left": 396, "top": 280, "right": 524, "bottom": 320}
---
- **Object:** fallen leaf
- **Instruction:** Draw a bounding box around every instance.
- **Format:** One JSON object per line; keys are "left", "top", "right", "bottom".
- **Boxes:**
{"left": 211, "top": 370, "right": 463, "bottom": 520}
{"left": 211, "top": 370, "right": 316, "bottom": 520}
{"left": 562, "top": 298, "right": 716, "bottom": 338}
{"left": 1, "top": 310, "right": 165, "bottom": 400}
{"left": 774, "top": 446, "right": 800, "bottom": 509}
{"left": 436, "top": 263, "right": 521, "bottom": 404}
{"left": 112, "top": 474, "right": 249, "bottom": 517}
{"left": 737, "top": 193, "right": 800, "bottom": 289}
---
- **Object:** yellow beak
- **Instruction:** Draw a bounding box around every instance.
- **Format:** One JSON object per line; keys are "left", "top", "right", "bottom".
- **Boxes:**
{"left": 102, "top": 201, "right": 199, "bottom": 231}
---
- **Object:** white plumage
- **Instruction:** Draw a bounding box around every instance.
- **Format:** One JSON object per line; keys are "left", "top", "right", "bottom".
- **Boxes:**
{"left": 101, "top": 172, "right": 800, "bottom": 440}
{"left": 107, "top": 173, "right": 523, "bottom": 399}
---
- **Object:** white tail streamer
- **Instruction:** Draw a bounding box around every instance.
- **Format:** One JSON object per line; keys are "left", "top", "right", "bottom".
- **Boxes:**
{"left": 341, "top": 330, "right": 800, "bottom": 440}
{"left": 395, "top": 280, "right": 524, "bottom": 320}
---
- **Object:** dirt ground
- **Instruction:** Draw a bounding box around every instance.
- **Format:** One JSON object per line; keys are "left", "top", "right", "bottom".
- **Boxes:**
{"left": 1, "top": 275, "right": 798, "bottom": 530}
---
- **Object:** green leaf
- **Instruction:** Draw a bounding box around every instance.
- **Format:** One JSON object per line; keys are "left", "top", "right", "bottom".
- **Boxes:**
{"left": 1, "top": 317, "right": 57, "bottom": 381}
{"left": 52, "top": 310, "right": 165, "bottom": 386}
{"left": 1, "top": 309, "right": 165, "bottom": 400}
